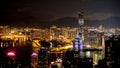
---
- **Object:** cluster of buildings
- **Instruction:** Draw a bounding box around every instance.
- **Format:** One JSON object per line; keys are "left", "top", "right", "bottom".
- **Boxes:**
{"left": 0, "top": 13, "right": 120, "bottom": 54}
{"left": 0, "top": 13, "right": 120, "bottom": 68}
{"left": 0, "top": 12, "right": 119, "bottom": 49}
{"left": 0, "top": 25, "right": 118, "bottom": 46}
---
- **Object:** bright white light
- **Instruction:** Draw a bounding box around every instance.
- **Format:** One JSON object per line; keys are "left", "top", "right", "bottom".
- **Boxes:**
{"left": 86, "top": 51, "right": 91, "bottom": 58}
{"left": 7, "top": 52, "right": 15, "bottom": 57}
{"left": 86, "top": 45, "right": 91, "bottom": 48}
{"left": 51, "top": 61, "right": 55, "bottom": 65}
{"left": 56, "top": 58, "right": 62, "bottom": 63}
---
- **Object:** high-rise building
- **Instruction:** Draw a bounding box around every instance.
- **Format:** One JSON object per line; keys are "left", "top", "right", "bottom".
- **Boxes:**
{"left": 105, "top": 35, "right": 120, "bottom": 67}
{"left": 0, "top": 26, "right": 9, "bottom": 36}
{"left": 67, "top": 27, "right": 78, "bottom": 40}
{"left": 73, "top": 12, "right": 85, "bottom": 52}
{"left": 78, "top": 12, "right": 84, "bottom": 42}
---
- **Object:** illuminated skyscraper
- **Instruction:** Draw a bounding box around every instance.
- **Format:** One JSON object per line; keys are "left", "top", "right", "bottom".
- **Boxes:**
{"left": 78, "top": 12, "right": 84, "bottom": 43}
{"left": 73, "top": 12, "right": 84, "bottom": 51}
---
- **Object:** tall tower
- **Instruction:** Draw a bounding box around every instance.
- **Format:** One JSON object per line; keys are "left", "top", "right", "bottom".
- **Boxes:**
{"left": 73, "top": 12, "right": 84, "bottom": 52}
{"left": 78, "top": 12, "right": 84, "bottom": 42}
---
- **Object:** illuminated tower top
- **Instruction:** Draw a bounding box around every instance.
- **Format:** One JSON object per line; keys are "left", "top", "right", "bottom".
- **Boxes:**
{"left": 78, "top": 12, "right": 84, "bottom": 19}
{"left": 78, "top": 12, "right": 84, "bottom": 26}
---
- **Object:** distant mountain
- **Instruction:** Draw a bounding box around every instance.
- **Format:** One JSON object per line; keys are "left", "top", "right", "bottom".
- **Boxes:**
{"left": 47, "top": 16, "right": 120, "bottom": 28}
{"left": 48, "top": 17, "right": 78, "bottom": 28}
{"left": 0, "top": 16, "right": 120, "bottom": 28}
{"left": 100, "top": 16, "right": 120, "bottom": 28}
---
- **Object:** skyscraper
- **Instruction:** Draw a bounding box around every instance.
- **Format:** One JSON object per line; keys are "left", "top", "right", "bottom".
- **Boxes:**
{"left": 73, "top": 12, "right": 84, "bottom": 52}
{"left": 78, "top": 12, "right": 84, "bottom": 42}
{"left": 105, "top": 35, "right": 120, "bottom": 67}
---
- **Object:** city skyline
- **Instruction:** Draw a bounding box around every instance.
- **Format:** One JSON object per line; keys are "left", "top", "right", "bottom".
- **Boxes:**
{"left": 0, "top": 0, "right": 120, "bottom": 28}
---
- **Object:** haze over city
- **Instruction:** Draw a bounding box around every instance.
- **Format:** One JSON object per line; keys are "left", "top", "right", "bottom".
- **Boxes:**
{"left": 0, "top": 0, "right": 120, "bottom": 28}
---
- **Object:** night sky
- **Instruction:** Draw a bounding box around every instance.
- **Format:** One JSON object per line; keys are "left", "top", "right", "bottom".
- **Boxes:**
{"left": 0, "top": 0, "right": 120, "bottom": 28}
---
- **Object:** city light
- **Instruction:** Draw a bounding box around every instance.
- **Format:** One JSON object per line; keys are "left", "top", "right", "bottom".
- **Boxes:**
{"left": 7, "top": 52, "right": 16, "bottom": 57}
{"left": 31, "top": 52, "right": 38, "bottom": 57}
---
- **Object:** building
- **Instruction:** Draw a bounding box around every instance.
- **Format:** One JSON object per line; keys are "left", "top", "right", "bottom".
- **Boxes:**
{"left": 67, "top": 27, "right": 78, "bottom": 40}
{"left": 78, "top": 12, "right": 84, "bottom": 43}
{"left": 105, "top": 35, "right": 120, "bottom": 67}
{"left": 0, "top": 26, "right": 9, "bottom": 37}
